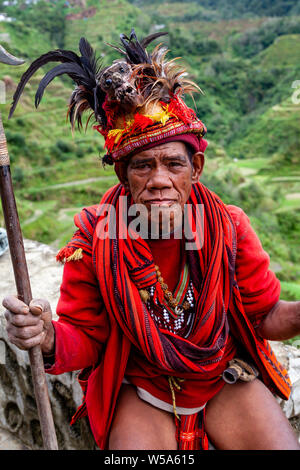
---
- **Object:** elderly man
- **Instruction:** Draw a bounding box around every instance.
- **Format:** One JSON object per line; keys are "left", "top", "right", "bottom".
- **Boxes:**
{"left": 3, "top": 31, "right": 300, "bottom": 450}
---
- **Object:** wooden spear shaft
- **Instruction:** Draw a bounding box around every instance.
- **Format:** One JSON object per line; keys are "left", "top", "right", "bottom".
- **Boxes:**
{"left": 0, "top": 114, "right": 58, "bottom": 450}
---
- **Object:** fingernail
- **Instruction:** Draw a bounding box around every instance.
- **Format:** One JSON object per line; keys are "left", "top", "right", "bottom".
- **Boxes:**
{"left": 23, "top": 307, "right": 29, "bottom": 313}
{"left": 33, "top": 304, "right": 43, "bottom": 312}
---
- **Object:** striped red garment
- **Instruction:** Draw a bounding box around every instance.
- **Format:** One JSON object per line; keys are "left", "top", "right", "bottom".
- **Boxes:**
{"left": 93, "top": 183, "right": 234, "bottom": 373}
{"left": 56, "top": 181, "right": 291, "bottom": 450}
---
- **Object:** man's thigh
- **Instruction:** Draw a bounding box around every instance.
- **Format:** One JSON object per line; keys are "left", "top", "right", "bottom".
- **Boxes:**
{"left": 109, "top": 384, "right": 178, "bottom": 450}
{"left": 205, "top": 378, "right": 300, "bottom": 450}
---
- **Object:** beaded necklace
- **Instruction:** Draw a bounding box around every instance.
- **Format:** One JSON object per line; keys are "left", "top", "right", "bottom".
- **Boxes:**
{"left": 139, "top": 262, "right": 196, "bottom": 415}
{"left": 140, "top": 263, "right": 195, "bottom": 335}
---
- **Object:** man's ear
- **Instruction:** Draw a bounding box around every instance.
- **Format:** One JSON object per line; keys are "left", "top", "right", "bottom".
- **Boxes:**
{"left": 114, "top": 161, "right": 129, "bottom": 190}
{"left": 191, "top": 152, "right": 205, "bottom": 183}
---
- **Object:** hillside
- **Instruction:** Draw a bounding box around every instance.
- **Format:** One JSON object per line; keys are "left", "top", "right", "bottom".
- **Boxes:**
{"left": 129, "top": 0, "right": 300, "bottom": 20}
{"left": 0, "top": 0, "right": 299, "bottom": 305}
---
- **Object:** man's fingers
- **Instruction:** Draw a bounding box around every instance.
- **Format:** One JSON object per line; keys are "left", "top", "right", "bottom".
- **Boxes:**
{"left": 2, "top": 296, "right": 52, "bottom": 317}
{"left": 4, "top": 309, "right": 40, "bottom": 327}
{"left": 2, "top": 295, "right": 29, "bottom": 314}
{"left": 7, "top": 321, "right": 44, "bottom": 340}
{"left": 3, "top": 296, "right": 53, "bottom": 352}
{"left": 7, "top": 331, "right": 45, "bottom": 351}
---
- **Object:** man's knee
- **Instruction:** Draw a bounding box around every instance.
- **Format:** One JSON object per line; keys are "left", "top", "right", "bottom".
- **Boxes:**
{"left": 109, "top": 429, "right": 136, "bottom": 450}
{"left": 109, "top": 384, "right": 178, "bottom": 450}
{"left": 205, "top": 378, "right": 300, "bottom": 450}
{"left": 109, "top": 425, "right": 177, "bottom": 450}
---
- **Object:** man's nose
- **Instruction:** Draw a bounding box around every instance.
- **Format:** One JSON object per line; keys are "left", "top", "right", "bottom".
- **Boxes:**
{"left": 146, "top": 166, "right": 173, "bottom": 190}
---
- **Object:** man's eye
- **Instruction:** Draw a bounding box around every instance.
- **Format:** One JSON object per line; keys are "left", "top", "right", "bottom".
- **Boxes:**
{"left": 169, "top": 161, "right": 182, "bottom": 167}
{"left": 119, "top": 67, "right": 125, "bottom": 73}
{"left": 135, "top": 163, "right": 151, "bottom": 170}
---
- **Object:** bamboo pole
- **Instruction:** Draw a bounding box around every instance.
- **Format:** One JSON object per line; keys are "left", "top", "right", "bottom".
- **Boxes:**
{"left": 0, "top": 114, "right": 58, "bottom": 450}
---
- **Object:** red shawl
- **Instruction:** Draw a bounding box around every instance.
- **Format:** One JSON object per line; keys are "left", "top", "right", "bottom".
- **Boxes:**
{"left": 94, "top": 182, "right": 234, "bottom": 375}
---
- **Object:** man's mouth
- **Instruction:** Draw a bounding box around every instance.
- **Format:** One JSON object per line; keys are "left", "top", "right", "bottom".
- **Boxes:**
{"left": 145, "top": 199, "right": 177, "bottom": 207}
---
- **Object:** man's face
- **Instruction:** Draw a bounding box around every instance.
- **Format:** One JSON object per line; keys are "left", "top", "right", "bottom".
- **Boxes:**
{"left": 119, "top": 141, "right": 204, "bottom": 235}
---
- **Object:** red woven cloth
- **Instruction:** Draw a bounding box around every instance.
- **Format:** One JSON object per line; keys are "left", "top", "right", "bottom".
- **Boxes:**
{"left": 176, "top": 412, "right": 209, "bottom": 450}
{"left": 48, "top": 183, "right": 291, "bottom": 450}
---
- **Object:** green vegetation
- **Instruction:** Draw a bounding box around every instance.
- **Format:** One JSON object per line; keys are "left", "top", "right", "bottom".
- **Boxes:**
{"left": 130, "top": 0, "right": 300, "bottom": 20}
{"left": 0, "top": 0, "right": 299, "bottom": 320}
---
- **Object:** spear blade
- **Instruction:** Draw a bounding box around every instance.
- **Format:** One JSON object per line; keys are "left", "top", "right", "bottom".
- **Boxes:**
{"left": 0, "top": 45, "right": 24, "bottom": 66}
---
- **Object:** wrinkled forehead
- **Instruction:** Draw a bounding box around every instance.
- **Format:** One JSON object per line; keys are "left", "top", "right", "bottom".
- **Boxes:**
{"left": 129, "top": 141, "right": 190, "bottom": 162}
{"left": 115, "top": 141, "right": 189, "bottom": 172}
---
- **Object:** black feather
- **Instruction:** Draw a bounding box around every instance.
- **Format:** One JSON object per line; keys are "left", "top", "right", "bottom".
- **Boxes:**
{"left": 79, "top": 37, "right": 102, "bottom": 81}
{"left": 9, "top": 49, "right": 81, "bottom": 119}
{"left": 35, "top": 62, "right": 96, "bottom": 108}
{"left": 93, "top": 85, "right": 107, "bottom": 127}
{"left": 105, "top": 42, "right": 126, "bottom": 56}
{"left": 140, "top": 32, "right": 168, "bottom": 49}
{"left": 119, "top": 28, "right": 168, "bottom": 65}
{"left": 120, "top": 28, "right": 151, "bottom": 64}
{"left": 9, "top": 37, "right": 106, "bottom": 130}
{"left": 68, "top": 89, "right": 79, "bottom": 128}
{"left": 79, "top": 37, "right": 94, "bottom": 59}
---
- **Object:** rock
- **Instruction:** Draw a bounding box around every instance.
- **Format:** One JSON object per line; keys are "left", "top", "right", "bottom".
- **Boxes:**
{"left": 2, "top": 75, "right": 16, "bottom": 92}
{"left": 0, "top": 228, "right": 8, "bottom": 257}
{"left": 271, "top": 340, "right": 300, "bottom": 439}
{"left": 0, "top": 238, "right": 62, "bottom": 318}
{"left": 0, "top": 428, "right": 29, "bottom": 450}
{"left": 0, "top": 239, "right": 96, "bottom": 450}
{"left": 0, "top": 320, "right": 96, "bottom": 449}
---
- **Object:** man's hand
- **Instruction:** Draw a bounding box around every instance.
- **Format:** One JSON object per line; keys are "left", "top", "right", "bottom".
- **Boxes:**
{"left": 2, "top": 295, "right": 55, "bottom": 355}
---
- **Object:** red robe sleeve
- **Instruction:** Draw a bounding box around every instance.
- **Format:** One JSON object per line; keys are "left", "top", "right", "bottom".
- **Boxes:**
{"left": 45, "top": 255, "right": 109, "bottom": 375}
{"left": 45, "top": 205, "right": 110, "bottom": 375}
{"left": 227, "top": 205, "right": 281, "bottom": 327}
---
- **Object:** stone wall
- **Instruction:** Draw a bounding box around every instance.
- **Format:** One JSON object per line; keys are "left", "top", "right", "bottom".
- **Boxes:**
{"left": 271, "top": 341, "right": 300, "bottom": 440}
{"left": 0, "top": 320, "right": 96, "bottom": 449}
{"left": 0, "top": 239, "right": 299, "bottom": 449}
{"left": 0, "top": 239, "right": 96, "bottom": 449}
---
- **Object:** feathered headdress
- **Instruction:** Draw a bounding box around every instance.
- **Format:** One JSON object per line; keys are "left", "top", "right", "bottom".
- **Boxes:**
{"left": 9, "top": 29, "right": 207, "bottom": 163}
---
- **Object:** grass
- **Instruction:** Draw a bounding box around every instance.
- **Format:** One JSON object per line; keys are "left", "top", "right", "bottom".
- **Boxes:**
{"left": 281, "top": 281, "right": 300, "bottom": 300}
{"left": 64, "top": 0, "right": 150, "bottom": 59}
{"left": 227, "top": 95, "right": 300, "bottom": 166}
{"left": 275, "top": 199, "right": 300, "bottom": 213}
{"left": 233, "top": 158, "right": 269, "bottom": 170}
{"left": 257, "top": 34, "right": 300, "bottom": 68}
